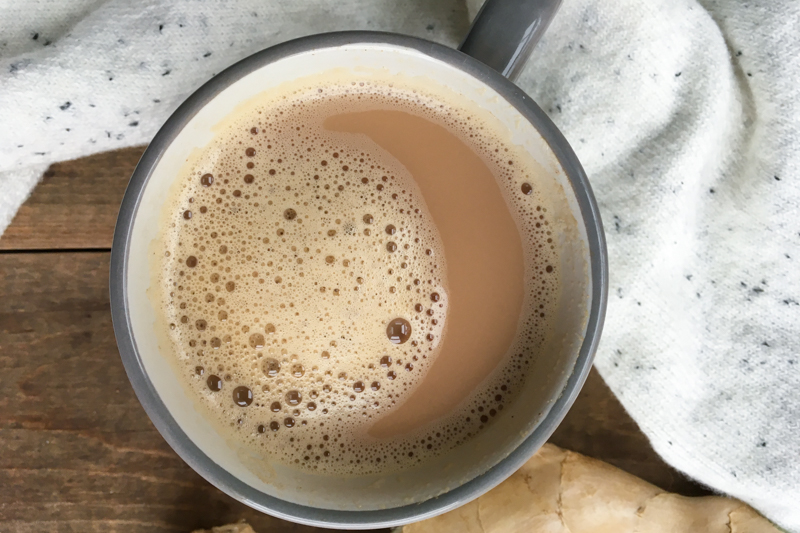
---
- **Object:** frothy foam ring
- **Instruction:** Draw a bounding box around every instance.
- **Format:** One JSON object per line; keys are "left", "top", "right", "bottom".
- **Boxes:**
{"left": 155, "top": 80, "right": 560, "bottom": 475}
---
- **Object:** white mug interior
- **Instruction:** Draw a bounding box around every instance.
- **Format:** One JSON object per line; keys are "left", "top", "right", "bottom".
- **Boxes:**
{"left": 125, "top": 42, "right": 591, "bottom": 511}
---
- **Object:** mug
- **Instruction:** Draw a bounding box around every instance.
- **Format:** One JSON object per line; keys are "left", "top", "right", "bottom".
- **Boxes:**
{"left": 110, "top": 0, "right": 608, "bottom": 528}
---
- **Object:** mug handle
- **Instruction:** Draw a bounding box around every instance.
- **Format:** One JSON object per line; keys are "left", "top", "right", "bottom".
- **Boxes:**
{"left": 459, "top": 0, "right": 563, "bottom": 81}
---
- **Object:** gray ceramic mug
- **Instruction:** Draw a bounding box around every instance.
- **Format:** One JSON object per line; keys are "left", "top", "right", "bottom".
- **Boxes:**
{"left": 110, "top": 0, "right": 608, "bottom": 528}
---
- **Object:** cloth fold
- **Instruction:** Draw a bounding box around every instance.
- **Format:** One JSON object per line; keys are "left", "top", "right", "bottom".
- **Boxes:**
{"left": 2, "top": 0, "right": 798, "bottom": 530}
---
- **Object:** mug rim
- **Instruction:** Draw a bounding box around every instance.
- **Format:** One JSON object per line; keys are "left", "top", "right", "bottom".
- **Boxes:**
{"left": 110, "top": 30, "right": 608, "bottom": 529}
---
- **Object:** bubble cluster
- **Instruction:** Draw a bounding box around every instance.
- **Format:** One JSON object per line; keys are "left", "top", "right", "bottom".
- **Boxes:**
{"left": 156, "top": 79, "right": 561, "bottom": 476}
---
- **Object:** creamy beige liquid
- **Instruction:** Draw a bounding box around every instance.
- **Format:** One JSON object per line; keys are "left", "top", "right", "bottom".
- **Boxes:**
{"left": 154, "top": 79, "right": 560, "bottom": 475}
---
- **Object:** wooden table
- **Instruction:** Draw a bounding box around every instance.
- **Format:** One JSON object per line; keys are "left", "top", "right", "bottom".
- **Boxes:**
{"left": 0, "top": 147, "right": 709, "bottom": 532}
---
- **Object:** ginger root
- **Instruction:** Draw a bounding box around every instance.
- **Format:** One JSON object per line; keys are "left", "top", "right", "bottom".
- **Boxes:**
{"left": 403, "top": 444, "right": 780, "bottom": 533}
{"left": 192, "top": 445, "right": 779, "bottom": 533}
{"left": 192, "top": 522, "right": 256, "bottom": 533}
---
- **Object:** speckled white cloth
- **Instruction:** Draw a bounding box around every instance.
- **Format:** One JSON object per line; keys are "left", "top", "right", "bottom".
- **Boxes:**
{"left": 2, "top": 0, "right": 798, "bottom": 530}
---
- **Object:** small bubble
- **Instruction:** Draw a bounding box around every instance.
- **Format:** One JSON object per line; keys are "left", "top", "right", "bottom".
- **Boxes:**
{"left": 307, "top": 402, "right": 317, "bottom": 411}
{"left": 270, "top": 421, "right": 280, "bottom": 431}
{"left": 226, "top": 281, "right": 235, "bottom": 292}
{"left": 353, "top": 381, "right": 365, "bottom": 393}
{"left": 265, "top": 323, "right": 276, "bottom": 334}
{"left": 371, "top": 381, "right": 381, "bottom": 391}
{"left": 200, "top": 173, "right": 214, "bottom": 187}
{"left": 380, "top": 355, "right": 392, "bottom": 367}
{"left": 186, "top": 256, "right": 198, "bottom": 268}
{"left": 270, "top": 401, "right": 281, "bottom": 412}
{"left": 207, "top": 375, "right": 222, "bottom": 391}
{"left": 387, "top": 371, "right": 397, "bottom": 380}
{"left": 363, "top": 214, "right": 373, "bottom": 224}
{"left": 233, "top": 386, "right": 253, "bottom": 407}
{"left": 195, "top": 319, "right": 207, "bottom": 331}
{"left": 430, "top": 292, "right": 440, "bottom": 302}
{"left": 386, "top": 318, "right": 411, "bottom": 344}
{"left": 385, "top": 224, "right": 396, "bottom": 235}
{"left": 325, "top": 255, "right": 335, "bottom": 264}
{"left": 249, "top": 333, "right": 265, "bottom": 349}
{"left": 284, "top": 208, "right": 297, "bottom": 220}
{"left": 183, "top": 210, "right": 192, "bottom": 220}
{"left": 386, "top": 242, "right": 397, "bottom": 253}
{"left": 244, "top": 174, "right": 254, "bottom": 184}
{"left": 263, "top": 358, "right": 281, "bottom": 377}
{"left": 286, "top": 390, "right": 302, "bottom": 405}
{"left": 291, "top": 364, "right": 305, "bottom": 378}
{"left": 245, "top": 147, "right": 256, "bottom": 157}
{"left": 195, "top": 366, "right": 204, "bottom": 375}
{"left": 284, "top": 417, "right": 295, "bottom": 428}
{"left": 414, "top": 303, "right": 423, "bottom": 312}
{"left": 521, "top": 183, "right": 533, "bottom": 195}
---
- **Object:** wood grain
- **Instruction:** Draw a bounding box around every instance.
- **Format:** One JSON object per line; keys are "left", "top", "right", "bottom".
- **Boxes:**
{"left": 0, "top": 147, "right": 144, "bottom": 251}
{"left": 0, "top": 146, "right": 708, "bottom": 533}
{"left": 0, "top": 252, "right": 334, "bottom": 533}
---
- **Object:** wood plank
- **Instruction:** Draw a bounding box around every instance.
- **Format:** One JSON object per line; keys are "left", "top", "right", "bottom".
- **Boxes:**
{"left": 0, "top": 251, "right": 709, "bottom": 533}
{"left": 0, "top": 252, "right": 334, "bottom": 533}
{"left": 0, "top": 147, "right": 144, "bottom": 251}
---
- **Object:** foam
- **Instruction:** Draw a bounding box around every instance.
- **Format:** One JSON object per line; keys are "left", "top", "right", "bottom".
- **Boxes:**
{"left": 153, "top": 79, "right": 561, "bottom": 476}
